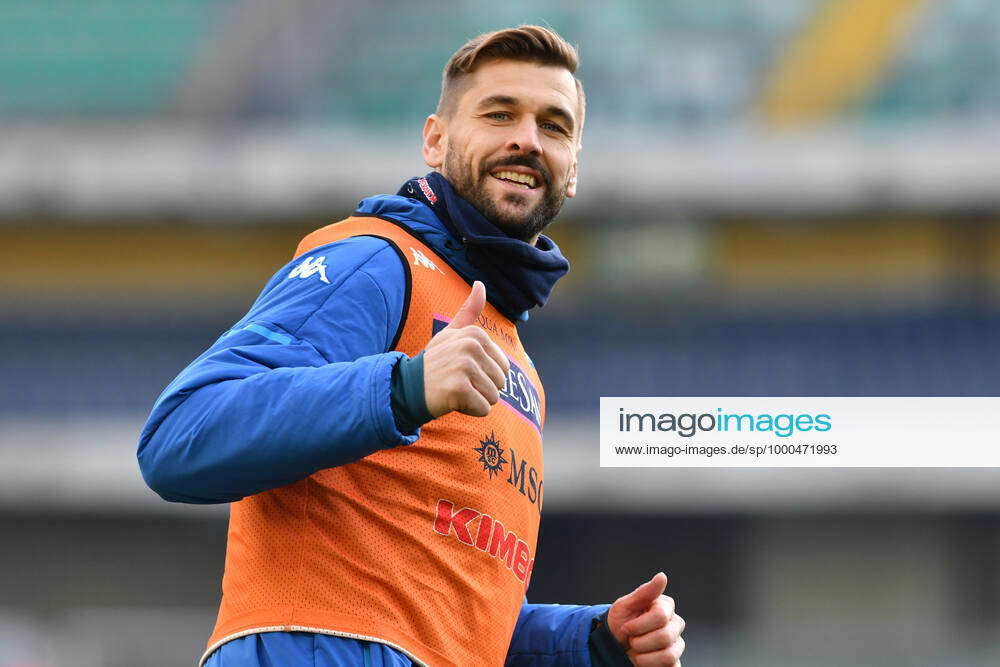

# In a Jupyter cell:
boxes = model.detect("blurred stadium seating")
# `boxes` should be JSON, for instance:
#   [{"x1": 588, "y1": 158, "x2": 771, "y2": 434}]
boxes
[
  {"x1": 2, "y1": 1, "x2": 1000, "y2": 665},
  {"x1": 0, "y1": 0, "x2": 234, "y2": 115}
]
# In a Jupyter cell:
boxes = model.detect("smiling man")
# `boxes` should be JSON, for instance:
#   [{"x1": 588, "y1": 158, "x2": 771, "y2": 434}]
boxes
[
  {"x1": 138, "y1": 26, "x2": 684, "y2": 667},
  {"x1": 428, "y1": 56, "x2": 581, "y2": 244}
]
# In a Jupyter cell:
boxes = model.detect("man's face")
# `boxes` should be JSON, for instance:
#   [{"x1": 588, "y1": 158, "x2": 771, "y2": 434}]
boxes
[{"x1": 423, "y1": 60, "x2": 582, "y2": 243}]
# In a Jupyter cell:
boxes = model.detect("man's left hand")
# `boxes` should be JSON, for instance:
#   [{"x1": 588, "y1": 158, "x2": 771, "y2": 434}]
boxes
[{"x1": 606, "y1": 572, "x2": 686, "y2": 666}]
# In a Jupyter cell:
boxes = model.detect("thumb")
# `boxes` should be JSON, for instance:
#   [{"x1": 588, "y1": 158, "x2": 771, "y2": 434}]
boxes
[
  {"x1": 449, "y1": 281, "x2": 485, "y2": 329},
  {"x1": 618, "y1": 572, "x2": 667, "y2": 613}
]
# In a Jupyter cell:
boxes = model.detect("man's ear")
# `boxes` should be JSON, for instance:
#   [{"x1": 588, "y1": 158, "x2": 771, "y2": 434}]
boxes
[
  {"x1": 422, "y1": 114, "x2": 446, "y2": 168},
  {"x1": 565, "y1": 158, "x2": 578, "y2": 198}
]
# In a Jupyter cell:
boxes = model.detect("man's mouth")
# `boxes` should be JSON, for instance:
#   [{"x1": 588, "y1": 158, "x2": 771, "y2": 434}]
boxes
[{"x1": 489, "y1": 169, "x2": 540, "y2": 190}]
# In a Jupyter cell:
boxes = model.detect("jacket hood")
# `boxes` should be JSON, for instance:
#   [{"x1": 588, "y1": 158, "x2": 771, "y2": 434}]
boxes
[{"x1": 355, "y1": 193, "x2": 536, "y2": 321}]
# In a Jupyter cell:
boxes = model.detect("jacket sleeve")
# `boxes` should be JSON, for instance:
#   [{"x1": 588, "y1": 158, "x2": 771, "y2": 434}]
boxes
[
  {"x1": 137, "y1": 237, "x2": 416, "y2": 504},
  {"x1": 505, "y1": 601, "x2": 613, "y2": 666}
]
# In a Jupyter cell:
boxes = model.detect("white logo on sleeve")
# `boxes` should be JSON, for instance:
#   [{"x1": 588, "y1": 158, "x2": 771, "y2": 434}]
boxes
[
  {"x1": 411, "y1": 247, "x2": 444, "y2": 273},
  {"x1": 289, "y1": 256, "x2": 330, "y2": 284}
]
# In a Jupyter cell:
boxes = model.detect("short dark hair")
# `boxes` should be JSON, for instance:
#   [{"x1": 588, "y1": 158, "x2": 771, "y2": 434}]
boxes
[{"x1": 436, "y1": 25, "x2": 585, "y2": 135}]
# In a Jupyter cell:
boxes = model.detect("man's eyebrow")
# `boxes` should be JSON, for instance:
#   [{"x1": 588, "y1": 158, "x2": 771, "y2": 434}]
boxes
[
  {"x1": 542, "y1": 104, "x2": 576, "y2": 133},
  {"x1": 475, "y1": 95, "x2": 576, "y2": 133},
  {"x1": 475, "y1": 94, "x2": 519, "y2": 110}
]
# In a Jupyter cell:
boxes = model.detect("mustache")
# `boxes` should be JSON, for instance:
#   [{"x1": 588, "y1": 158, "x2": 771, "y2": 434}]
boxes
[{"x1": 481, "y1": 156, "x2": 550, "y2": 187}]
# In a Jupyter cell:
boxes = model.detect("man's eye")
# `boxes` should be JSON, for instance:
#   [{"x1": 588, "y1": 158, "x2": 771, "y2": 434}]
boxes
[
  {"x1": 541, "y1": 122, "x2": 567, "y2": 134},
  {"x1": 487, "y1": 112, "x2": 510, "y2": 121}
]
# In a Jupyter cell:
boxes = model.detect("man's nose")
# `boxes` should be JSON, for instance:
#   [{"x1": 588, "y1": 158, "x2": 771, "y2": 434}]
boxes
[{"x1": 505, "y1": 116, "x2": 542, "y2": 155}]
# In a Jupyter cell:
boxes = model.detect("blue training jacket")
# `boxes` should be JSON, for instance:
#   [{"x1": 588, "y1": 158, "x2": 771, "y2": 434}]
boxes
[{"x1": 138, "y1": 193, "x2": 610, "y2": 666}]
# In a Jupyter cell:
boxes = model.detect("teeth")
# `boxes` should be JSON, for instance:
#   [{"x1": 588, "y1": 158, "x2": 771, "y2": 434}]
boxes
[{"x1": 492, "y1": 170, "x2": 536, "y2": 188}]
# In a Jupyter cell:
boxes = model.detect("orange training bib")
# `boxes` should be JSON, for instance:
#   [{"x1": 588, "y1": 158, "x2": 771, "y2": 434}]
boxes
[{"x1": 203, "y1": 216, "x2": 547, "y2": 667}]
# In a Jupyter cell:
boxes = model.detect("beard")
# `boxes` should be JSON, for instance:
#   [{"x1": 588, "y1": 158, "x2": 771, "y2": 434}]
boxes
[{"x1": 443, "y1": 145, "x2": 567, "y2": 242}]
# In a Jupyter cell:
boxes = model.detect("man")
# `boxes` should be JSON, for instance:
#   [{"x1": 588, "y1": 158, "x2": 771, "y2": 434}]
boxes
[{"x1": 138, "y1": 25, "x2": 685, "y2": 666}]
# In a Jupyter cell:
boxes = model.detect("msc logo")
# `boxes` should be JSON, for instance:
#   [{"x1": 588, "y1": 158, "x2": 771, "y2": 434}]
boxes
[
  {"x1": 410, "y1": 247, "x2": 444, "y2": 273},
  {"x1": 473, "y1": 432, "x2": 543, "y2": 513},
  {"x1": 289, "y1": 256, "x2": 330, "y2": 284},
  {"x1": 507, "y1": 447, "x2": 543, "y2": 513},
  {"x1": 474, "y1": 431, "x2": 507, "y2": 479}
]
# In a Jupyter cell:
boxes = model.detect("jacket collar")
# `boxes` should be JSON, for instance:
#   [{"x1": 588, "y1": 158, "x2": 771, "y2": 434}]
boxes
[{"x1": 356, "y1": 175, "x2": 570, "y2": 322}]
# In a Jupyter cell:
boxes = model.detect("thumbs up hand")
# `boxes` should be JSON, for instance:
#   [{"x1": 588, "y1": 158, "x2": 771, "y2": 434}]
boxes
[
  {"x1": 423, "y1": 281, "x2": 511, "y2": 418},
  {"x1": 607, "y1": 573, "x2": 686, "y2": 666}
]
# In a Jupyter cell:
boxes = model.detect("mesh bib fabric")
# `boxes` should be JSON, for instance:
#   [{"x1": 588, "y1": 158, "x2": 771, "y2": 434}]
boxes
[{"x1": 203, "y1": 217, "x2": 547, "y2": 667}]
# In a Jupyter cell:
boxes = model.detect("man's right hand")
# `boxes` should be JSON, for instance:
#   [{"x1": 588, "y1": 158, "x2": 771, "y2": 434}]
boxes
[{"x1": 423, "y1": 281, "x2": 510, "y2": 418}]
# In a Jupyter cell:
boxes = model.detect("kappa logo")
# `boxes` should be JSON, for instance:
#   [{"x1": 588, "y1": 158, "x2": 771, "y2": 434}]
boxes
[
  {"x1": 474, "y1": 431, "x2": 507, "y2": 479},
  {"x1": 410, "y1": 247, "x2": 444, "y2": 273},
  {"x1": 289, "y1": 256, "x2": 330, "y2": 284}
]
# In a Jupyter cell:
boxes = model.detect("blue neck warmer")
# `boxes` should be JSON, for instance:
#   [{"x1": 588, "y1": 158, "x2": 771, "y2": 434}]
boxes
[{"x1": 397, "y1": 172, "x2": 570, "y2": 321}]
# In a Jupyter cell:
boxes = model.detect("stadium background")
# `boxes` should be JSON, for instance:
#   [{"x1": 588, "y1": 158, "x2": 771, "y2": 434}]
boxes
[{"x1": 2, "y1": 0, "x2": 1000, "y2": 665}]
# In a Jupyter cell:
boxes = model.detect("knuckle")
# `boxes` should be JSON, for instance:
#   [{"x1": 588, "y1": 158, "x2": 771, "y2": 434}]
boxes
[
  {"x1": 463, "y1": 325, "x2": 485, "y2": 340},
  {"x1": 449, "y1": 389, "x2": 463, "y2": 405},
  {"x1": 652, "y1": 606, "x2": 669, "y2": 624},
  {"x1": 638, "y1": 652, "x2": 661, "y2": 667},
  {"x1": 460, "y1": 395, "x2": 483, "y2": 416}
]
